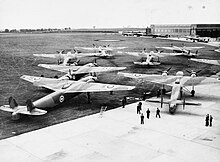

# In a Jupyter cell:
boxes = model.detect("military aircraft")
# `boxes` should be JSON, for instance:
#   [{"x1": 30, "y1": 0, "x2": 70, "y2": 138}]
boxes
[
  {"x1": 0, "y1": 74, "x2": 134, "y2": 120},
  {"x1": 84, "y1": 50, "x2": 114, "y2": 58},
  {"x1": 184, "y1": 36, "x2": 209, "y2": 43},
  {"x1": 190, "y1": 58, "x2": 220, "y2": 66},
  {"x1": 156, "y1": 44, "x2": 204, "y2": 57},
  {"x1": 37, "y1": 59, "x2": 126, "y2": 80},
  {"x1": 33, "y1": 49, "x2": 84, "y2": 65},
  {"x1": 124, "y1": 49, "x2": 164, "y2": 66},
  {"x1": 118, "y1": 70, "x2": 220, "y2": 114},
  {"x1": 75, "y1": 44, "x2": 127, "y2": 52}
]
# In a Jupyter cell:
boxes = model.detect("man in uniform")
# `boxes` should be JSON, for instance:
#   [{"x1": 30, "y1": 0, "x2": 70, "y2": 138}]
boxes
[
  {"x1": 156, "y1": 108, "x2": 161, "y2": 118},
  {"x1": 140, "y1": 113, "x2": 144, "y2": 124},
  {"x1": 146, "y1": 108, "x2": 150, "y2": 119}
]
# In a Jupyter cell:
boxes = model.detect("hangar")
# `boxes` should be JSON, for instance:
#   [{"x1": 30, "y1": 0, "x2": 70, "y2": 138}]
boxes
[{"x1": 150, "y1": 24, "x2": 220, "y2": 38}]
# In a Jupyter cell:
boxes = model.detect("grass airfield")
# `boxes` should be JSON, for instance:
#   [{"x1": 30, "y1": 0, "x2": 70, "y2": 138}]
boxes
[{"x1": 0, "y1": 33, "x2": 220, "y2": 140}]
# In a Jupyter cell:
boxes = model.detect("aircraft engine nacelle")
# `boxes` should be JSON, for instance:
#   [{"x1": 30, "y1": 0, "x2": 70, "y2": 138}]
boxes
[
  {"x1": 162, "y1": 72, "x2": 168, "y2": 77},
  {"x1": 80, "y1": 76, "x2": 98, "y2": 83},
  {"x1": 169, "y1": 104, "x2": 177, "y2": 114},
  {"x1": 176, "y1": 71, "x2": 184, "y2": 77}
]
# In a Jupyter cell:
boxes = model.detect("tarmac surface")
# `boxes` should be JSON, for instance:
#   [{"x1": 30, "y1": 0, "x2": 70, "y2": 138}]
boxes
[{"x1": 0, "y1": 84, "x2": 220, "y2": 162}]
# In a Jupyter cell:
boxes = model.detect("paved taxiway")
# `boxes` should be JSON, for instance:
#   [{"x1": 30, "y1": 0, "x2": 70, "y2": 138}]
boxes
[{"x1": 0, "y1": 83, "x2": 220, "y2": 162}]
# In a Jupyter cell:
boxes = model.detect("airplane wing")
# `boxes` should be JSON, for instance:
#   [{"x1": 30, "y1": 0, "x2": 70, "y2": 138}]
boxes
[
  {"x1": 21, "y1": 75, "x2": 134, "y2": 93},
  {"x1": 75, "y1": 52, "x2": 103, "y2": 57},
  {"x1": 114, "y1": 47, "x2": 127, "y2": 50},
  {"x1": 156, "y1": 46, "x2": 176, "y2": 50},
  {"x1": 71, "y1": 67, "x2": 126, "y2": 75},
  {"x1": 20, "y1": 75, "x2": 73, "y2": 91},
  {"x1": 180, "y1": 76, "x2": 220, "y2": 87},
  {"x1": 190, "y1": 58, "x2": 220, "y2": 66},
  {"x1": 146, "y1": 98, "x2": 201, "y2": 106},
  {"x1": 38, "y1": 64, "x2": 126, "y2": 74},
  {"x1": 33, "y1": 53, "x2": 59, "y2": 58},
  {"x1": 118, "y1": 72, "x2": 177, "y2": 86},
  {"x1": 146, "y1": 98, "x2": 170, "y2": 104},
  {"x1": 183, "y1": 46, "x2": 204, "y2": 50},
  {"x1": 0, "y1": 105, "x2": 47, "y2": 115},
  {"x1": 38, "y1": 64, "x2": 79, "y2": 72},
  {"x1": 75, "y1": 47, "x2": 97, "y2": 50},
  {"x1": 64, "y1": 81, "x2": 135, "y2": 93},
  {"x1": 124, "y1": 52, "x2": 140, "y2": 57}
]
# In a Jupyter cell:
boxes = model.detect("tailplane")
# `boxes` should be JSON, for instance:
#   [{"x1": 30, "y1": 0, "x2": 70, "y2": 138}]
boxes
[
  {"x1": 9, "y1": 96, "x2": 18, "y2": 109},
  {"x1": 26, "y1": 99, "x2": 34, "y2": 112}
]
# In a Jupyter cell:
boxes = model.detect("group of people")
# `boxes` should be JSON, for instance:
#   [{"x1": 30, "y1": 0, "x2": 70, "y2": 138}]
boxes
[
  {"x1": 122, "y1": 98, "x2": 215, "y2": 127},
  {"x1": 205, "y1": 114, "x2": 213, "y2": 127},
  {"x1": 137, "y1": 102, "x2": 161, "y2": 124}
]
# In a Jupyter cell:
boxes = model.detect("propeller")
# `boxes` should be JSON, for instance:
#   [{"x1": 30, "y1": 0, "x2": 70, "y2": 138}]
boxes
[
  {"x1": 158, "y1": 67, "x2": 172, "y2": 76},
  {"x1": 66, "y1": 69, "x2": 74, "y2": 80},
  {"x1": 186, "y1": 69, "x2": 202, "y2": 77},
  {"x1": 93, "y1": 59, "x2": 98, "y2": 66},
  {"x1": 74, "y1": 60, "x2": 80, "y2": 66},
  {"x1": 155, "y1": 49, "x2": 164, "y2": 53}
]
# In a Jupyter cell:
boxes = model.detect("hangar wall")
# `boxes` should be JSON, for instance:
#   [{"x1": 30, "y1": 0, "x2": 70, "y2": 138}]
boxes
[{"x1": 150, "y1": 24, "x2": 220, "y2": 38}]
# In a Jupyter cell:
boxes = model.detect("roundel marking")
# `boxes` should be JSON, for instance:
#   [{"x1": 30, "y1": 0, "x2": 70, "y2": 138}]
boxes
[{"x1": 59, "y1": 95, "x2": 65, "y2": 103}]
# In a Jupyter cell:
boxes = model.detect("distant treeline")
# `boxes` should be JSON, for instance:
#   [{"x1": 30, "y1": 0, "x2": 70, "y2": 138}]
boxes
[
  {"x1": 2, "y1": 29, "x2": 117, "y2": 34},
  {"x1": 1, "y1": 28, "x2": 146, "y2": 34}
]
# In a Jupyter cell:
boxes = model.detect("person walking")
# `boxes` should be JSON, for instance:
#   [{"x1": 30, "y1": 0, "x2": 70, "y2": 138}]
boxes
[
  {"x1": 122, "y1": 98, "x2": 126, "y2": 108},
  {"x1": 137, "y1": 102, "x2": 142, "y2": 114},
  {"x1": 209, "y1": 115, "x2": 213, "y2": 127},
  {"x1": 205, "y1": 114, "x2": 209, "y2": 127},
  {"x1": 141, "y1": 113, "x2": 144, "y2": 124},
  {"x1": 146, "y1": 108, "x2": 150, "y2": 119},
  {"x1": 156, "y1": 108, "x2": 161, "y2": 118}
]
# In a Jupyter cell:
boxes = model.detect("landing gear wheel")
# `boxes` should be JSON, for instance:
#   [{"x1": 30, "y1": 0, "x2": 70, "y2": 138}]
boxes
[
  {"x1": 191, "y1": 90, "x2": 195, "y2": 97},
  {"x1": 54, "y1": 75, "x2": 58, "y2": 79}
]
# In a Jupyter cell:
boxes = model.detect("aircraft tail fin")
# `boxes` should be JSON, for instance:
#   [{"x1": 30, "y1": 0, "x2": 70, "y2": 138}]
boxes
[
  {"x1": 9, "y1": 96, "x2": 18, "y2": 109},
  {"x1": 26, "y1": 99, "x2": 34, "y2": 112}
]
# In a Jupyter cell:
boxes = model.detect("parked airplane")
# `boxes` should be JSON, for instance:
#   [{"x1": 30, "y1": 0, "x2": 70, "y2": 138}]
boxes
[
  {"x1": 85, "y1": 50, "x2": 114, "y2": 58},
  {"x1": 76, "y1": 44, "x2": 127, "y2": 52},
  {"x1": 184, "y1": 36, "x2": 209, "y2": 43},
  {"x1": 156, "y1": 44, "x2": 204, "y2": 57},
  {"x1": 190, "y1": 58, "x2": 220, "y2": 66},
  {"x1": 33, "y1": 49, "x2": 84, "y2": 65},
  {"x1": 0, "y1": 75, "x2": 134, "y2": 120},
  {"x1": 118, "y1": 70, "x2": 220, "y2": 114},
  {"x1": 34, "y1": 49, "x2": 113, "y2": 65},
  {"x1": 37, "y1": 60, "x2": 126, "y2": 80},
  {"x1": 125, "y1": 49, "x2": 164, "y2": 66}
]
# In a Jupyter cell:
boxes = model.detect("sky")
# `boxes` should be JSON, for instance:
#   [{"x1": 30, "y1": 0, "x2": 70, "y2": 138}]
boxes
[{"x1": 0, "y1": 0, "x2": 220, "y2": 29}]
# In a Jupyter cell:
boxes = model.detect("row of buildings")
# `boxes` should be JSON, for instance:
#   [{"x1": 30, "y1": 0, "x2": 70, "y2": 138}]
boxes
[{"x1": 122, "y1": 24, "x2": 220, "y2": 38}]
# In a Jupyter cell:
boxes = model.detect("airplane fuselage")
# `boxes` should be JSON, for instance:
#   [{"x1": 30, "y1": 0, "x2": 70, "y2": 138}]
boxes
[
  {"x1": 33, "y1": 88, "x2": 81, "y2": 109},
  {"x1": 169, "y1": 82, "x2": 182, "y2": 114}
]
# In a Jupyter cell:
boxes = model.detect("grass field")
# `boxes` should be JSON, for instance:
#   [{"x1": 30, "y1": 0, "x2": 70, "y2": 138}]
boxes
[{"x1": 0, "y1": 33, "x2": 219, "y2": 139}]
